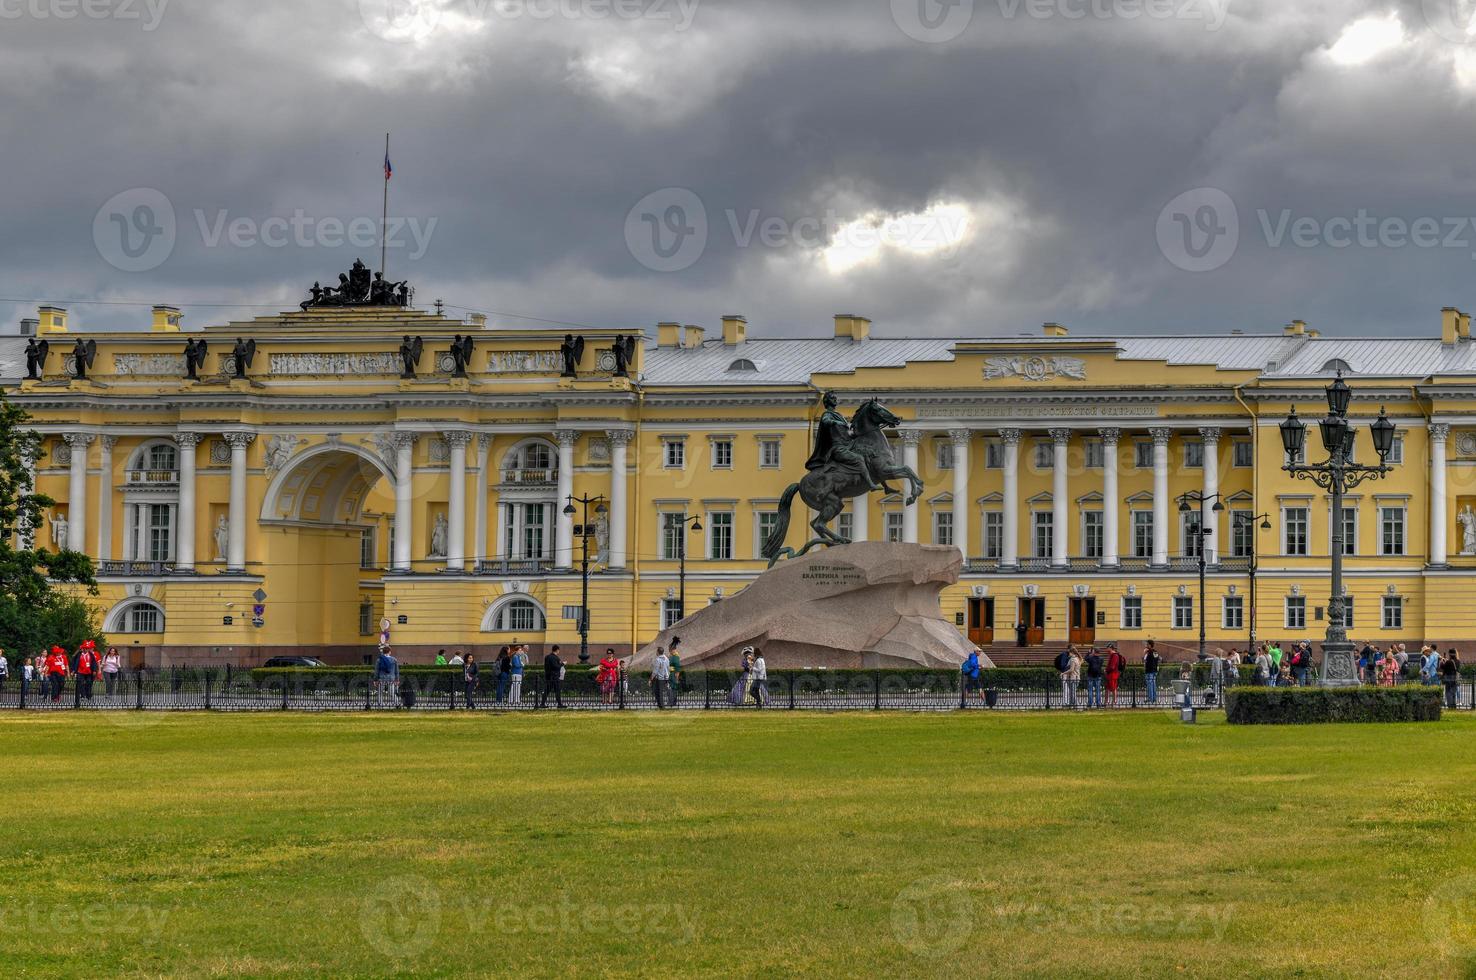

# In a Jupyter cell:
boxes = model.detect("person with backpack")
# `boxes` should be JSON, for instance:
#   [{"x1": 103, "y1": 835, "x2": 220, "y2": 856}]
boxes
[
  {"x1": 1441, "y1": 649, "x2": 1462, "y2": 708},
  {"x1": 1084, "y1": 648, "x2": 1105, "y2": 709},
  {"x1": 1142, "y1": 642, "x2": 1160, "y2": 705},
  {"x1": 962, "y1": 649, "x2": 984, "y2": 704},
  {"x1": 1253, "y1": 647, "x2": 1272, "y2": 687},
  {"x1": 1288, "y1": 643, "x2": 1308, "y2": 687}
]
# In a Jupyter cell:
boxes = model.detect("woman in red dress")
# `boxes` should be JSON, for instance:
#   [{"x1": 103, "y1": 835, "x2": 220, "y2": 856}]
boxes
[
  {"x1": 597, "y1": 652, "x2": 620, "y2": 705},
  {"x1": 1104, "y1": 645, "x2": 1125, "y2": 708}
]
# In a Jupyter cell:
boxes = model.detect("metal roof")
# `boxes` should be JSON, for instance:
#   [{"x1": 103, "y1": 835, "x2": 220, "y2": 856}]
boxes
[
  {"x1": 0, "y1": 336, "x2": 24, "y2": 384},
  {"x1": 642, "y1": 337, "x2": 960, "y2": 385}
]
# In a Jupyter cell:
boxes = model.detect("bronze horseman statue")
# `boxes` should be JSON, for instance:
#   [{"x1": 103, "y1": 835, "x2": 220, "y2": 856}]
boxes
[{"x1": 761, "y1": 392, "x2": 923, "y2": 565}]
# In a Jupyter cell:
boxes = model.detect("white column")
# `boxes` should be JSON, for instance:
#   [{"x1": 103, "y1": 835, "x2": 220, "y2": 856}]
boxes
[
  {"x1": 554, "y1": 429, "x2": 578, "y2": 569},
  {"x1": 901, "y1": 430, "x2": 922, "y2": 544},
  {"x1": 495, "y1": 502, "x2": 509, "y2": 559},
  {"x1": 1431, "y1": 422, "x2": 1451, "y2": 566},
  {"x1": 175, "y1": 433, "x2": 201, "y2": 572},
  {"x1": 1099, "y1": 428, "x2": 1121, "y2": 567},
  {"x1": 224, "y1": 431, "x2": 254, "y2": 572},
  {"x1": 473, "y1": 434, "x2": 491, "y2": 572},
  {"x1": 1001, "y1": 429, "x2": 1021, "y2": 568},
  {"x1": 445, "y1": 431, "x2": 471, "y2": 572},
  {"x1": 393, "y1": 433, "x2": 415, "y2": 571},
  {"x1": 65, "y1": 432, "x2": 93, "y2": 553},
  {"x1": 1050, "y1": 428, "x2": 1070, "y2": 568},
  {"x1": 1200, "y1": 426, "x2": 1222, "y2": 564},
  {"x1": 852, "y1": 494, "x2": 869, "y2": 542},
  {"x1": 96, "y1": 435, "x2": 116, "y2": 561},
  {"x1": 1150, "y1": 427, "x2": 1172, "y2": 567},
  {"x1": 949, "y1": 429, "x2": 971, "y2": 556},
  {"x1": 122, "y1": 503, "x2": 136, "y2": 561},
  {"x1": 607, "y1": 429, "x2": 633, "y2": 568}
]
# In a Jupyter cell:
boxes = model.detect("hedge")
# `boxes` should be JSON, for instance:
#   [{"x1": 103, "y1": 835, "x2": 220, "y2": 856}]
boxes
[{"x1": 1225, "y1": 686, "x2": 1444, "y2": 725}]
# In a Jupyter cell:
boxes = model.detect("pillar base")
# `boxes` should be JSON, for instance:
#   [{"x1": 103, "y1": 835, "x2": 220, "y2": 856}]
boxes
[{"x1": 1318, "y1": 641, "x2": 1360, "y2": 687}]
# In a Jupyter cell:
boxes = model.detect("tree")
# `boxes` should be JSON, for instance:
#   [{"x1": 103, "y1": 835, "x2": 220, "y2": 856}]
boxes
[{"x1": 0, "y1": 392, "x2": 102, "y2": 662}]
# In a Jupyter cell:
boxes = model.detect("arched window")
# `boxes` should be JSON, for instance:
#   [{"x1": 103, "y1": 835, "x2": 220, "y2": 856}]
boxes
[
  {"x1": 109, "y1": 600, "x2": 164, "y2": 634},
  {"x1": 1321, "y1": 359, "x2": 1353, "y2": 375},
  {"x1": 727, "y1": 358, "x2": 758, "y2": 372},
  {"x1": 485, "y1": 598, "x2": 546, "y2": 632},
  {"x1": 146, "y1": 444, "x2": 178, "y2": 471}
]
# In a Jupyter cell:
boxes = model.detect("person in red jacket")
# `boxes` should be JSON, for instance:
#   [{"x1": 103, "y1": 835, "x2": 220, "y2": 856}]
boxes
[
  {"x1": 1104, "y1": 644, "x2": 1125, "y2": 708},
  {"x1": 45, "y1": 645, "x2": 69, "y2": 703},
  {"x1": 74, "y1": 640, "x2": 99, "y2": 701}
]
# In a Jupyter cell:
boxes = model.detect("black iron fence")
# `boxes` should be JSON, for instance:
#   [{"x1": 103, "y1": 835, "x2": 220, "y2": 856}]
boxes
[{"x1": 2, "y1": 667, "x2": 1473, "y2": 714}]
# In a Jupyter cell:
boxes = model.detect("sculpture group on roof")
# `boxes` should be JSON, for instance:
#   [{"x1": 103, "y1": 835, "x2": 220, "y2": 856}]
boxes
[{"x1": 301, "y1": 259, "x2": 411, "y2": 310}]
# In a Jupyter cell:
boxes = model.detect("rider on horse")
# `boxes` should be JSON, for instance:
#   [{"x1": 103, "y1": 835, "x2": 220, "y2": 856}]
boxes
[{"x1": 806, "y1": 392, "x2": 885, "y2": 492}]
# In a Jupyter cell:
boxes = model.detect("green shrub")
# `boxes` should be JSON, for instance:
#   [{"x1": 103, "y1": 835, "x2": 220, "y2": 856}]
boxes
[{"x1": 1225, "y1": 686, "x2": 1443, "y2": 725}]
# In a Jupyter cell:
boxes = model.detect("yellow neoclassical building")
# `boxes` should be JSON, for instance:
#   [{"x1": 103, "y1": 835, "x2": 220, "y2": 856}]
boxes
[{"x1": 5, "y1": 295, "x2": 1476, "y2": 666}]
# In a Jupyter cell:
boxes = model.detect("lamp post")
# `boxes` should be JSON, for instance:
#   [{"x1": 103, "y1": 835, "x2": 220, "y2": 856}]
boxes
[
  {"x1": 562, "y1": 494, "x2": 607, "y2": 665},
  {"x1": 1278, "y1": 373, "x2": 1398, "y2": 686},
  {"x1": 1232, "y1": 511, "x2": 1272, "y2": 648},
  {"x1": 676, "y1": 514, "x2": 702, "y2": 623},
  {"x1": 1177, "y1": 490, "x2": 1226, "y2": 662}
]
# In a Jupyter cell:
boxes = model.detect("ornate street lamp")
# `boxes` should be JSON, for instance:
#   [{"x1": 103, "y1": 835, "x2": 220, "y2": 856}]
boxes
[
  {"x1": 1232, "y1": 511, "x2": 1272, "y2": 648},
  {"x1": 563, "y1": 494, "x2": 607, "y2": 664},
  {"x1": 1280, "y1": 373, "x2": 1398, "y2": 686},
  {"x1": 1177, "y1": 491, "x2": 1225, "y2": 661},
  {"x1": 677, "y1": 514, "x2": 703, "y2": 624}
]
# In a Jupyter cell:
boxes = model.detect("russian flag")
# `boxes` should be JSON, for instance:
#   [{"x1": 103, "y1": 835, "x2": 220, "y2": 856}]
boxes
[{"x1": 384, "y1": 152, "x2": 393, "y2": 181}]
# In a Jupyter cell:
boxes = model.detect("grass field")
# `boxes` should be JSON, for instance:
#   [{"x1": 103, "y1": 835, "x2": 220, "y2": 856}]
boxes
[{"x1": 3, "y1": 711, "x2": 1476, "y2": 978}]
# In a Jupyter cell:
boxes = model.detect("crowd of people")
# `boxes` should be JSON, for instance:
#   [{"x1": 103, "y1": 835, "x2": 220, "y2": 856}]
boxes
[{"x1": 0, "y1": 641, "x2": 124, "y2": 703}]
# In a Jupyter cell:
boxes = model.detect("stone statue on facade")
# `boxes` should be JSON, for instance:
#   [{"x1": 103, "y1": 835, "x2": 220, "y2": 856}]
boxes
[
  {"x1": 1460, "y1": 505, "x2": 1476, "y2": 555},
  {"x1": 183, "y1": 337, "x2": 208, "y2": 381},
  {"x1": 300, "y1": 260, "x2": 411, "y2": 309},
  {"x1": 448, "y1": 335, "x2": 474, "y2": 377},
  {"x1": 214, "y1": 515, "x2": 230, "y2": 562},
  {"x1": 24, "y1": 337, "x2": 48, "y2": 380},
  {"x1": 399, "y1": 335, "x2": 424, "y2": 378},
  {"x1": 50, "y1": 511, "x2": 68, "y2": 548},
  {"x1": 762, "y1": 393, "x2": 924, "y2": 565},
  {"x1": 429, "y1": 513, "x2": 449, "y2": 558},
  {"x1": 611, "y1": 334, "x2": 636, "y2": 378},
  {"x1": 560, "y1": 334, "x2": 585, "y2": 378},
  {"x1": 231, "y1": 338, "x2": 256, "y2": 379},
  {"x1": 70, "y1": 339, "x2": 97, "y2": 380}
]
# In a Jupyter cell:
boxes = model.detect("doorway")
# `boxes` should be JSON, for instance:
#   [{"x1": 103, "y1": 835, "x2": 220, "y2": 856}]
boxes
[
  {"x1": 1016, "y1": 597, "x2": 1046, "y2": 646},
  {"x1": 967, "y1": 597, "x2": 994, "y2": 646},
  {"x1": 1069, "y1": 597, "x2": 1097, "y2": 646}
]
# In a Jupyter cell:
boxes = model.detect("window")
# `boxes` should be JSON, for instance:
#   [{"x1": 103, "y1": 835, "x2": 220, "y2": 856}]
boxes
[
  {"x1": 664, "y1": 439, "x2": 685, "y2": 469},
  {"x1": 1231, "y1": 511, "x2": 1253, "y2": 557},
  {"x1": 1172, "y1": 597, "x2": 1193, "y2": 630},
  {"x1": 129, "y1": 604, "x2": 161, "y2": 633},
  {"x1": 1334, "y1": 506, "x2": 1357, "y2": 556},
  {"x1": 707, "y1": 512, "x2": 733, "y2": 561},
  {"x1": 1083, "y1": 439, "x2": 1104, "y2": 469},
  {"x1": 662, "y1": 599, "x2": 683, "y2": 629},
  {"x1": 756, "y1": 511, "x2": 779, "y2": 555},
  {"x1": 1387, "y1": 435, "x2": 1404, "y2": 465},
  {"x1": 836, "y1": 512, "x2": 853, "y2": 542},
  {"x1": 1285, "y1": 596, "x2": 1306, "y2": 630},
  {"x1": 1342, "y1": 596, "x2": 1355, "y2": 630},
  {"x1": 1233, "y1": 441, "x2": 1254, "y2": 468},
  {"x1": 1121, "y1": 596, "x2": 1143, "y2": 630},
  {"x1": 711, "y1": 439, "x2": 733, "y2": 469},
  {"x1": 522, "y1": 504, "x2": 547, "y2": 559},
  {"x1": 1082, "y1": 511, "x2": 1103, "y2": 559},
  {"x1": 759, "y1": 439, "x2": 781, "y2": 469},
  {"x1": 1184, "y1": 440, "x2": 1204, "y2": 468},
  {"x1": 983, "y1": 512, "x2": 1004, "y2": 559},
  {"x1": 727, "y1": 358, "x2": 758, "y2": 372},
  {"x1": 146, "y1": 503, "x2": 172, "y2": 562},
  {"x1": 1033, "y1": 512, "x2": 1053, "y2": 558},
  {"x1": 935, "y1": 440, "x2": 954, "y2": 471},
  {"x1": 359, "y1": 602, "x2": 374, "y2": 635},
  {"x1": 360, "y1": 527, "x2": 377, "y2": 569},
  {"x1": 1283, "y1": 507, "x2": 1309, "y2": 556},
  {"x1": 933, "y1": 511, "x2": 954, "y2": 547},
  {"x1": 661, "y1": 512, "x2": 687, "y2": 560},
  {"x1": 1132, "y1": 512, "x2": 1154, "y2": 558},
  {"x1": 495, "y1": 599, "x2": 545, "y2": 632},
  {"x1": 984, "y1": 441, "x2": 1004, "y2": 469},
  {"x1": 1223, "y1": 595, "x2": 1244, "y2": 630},
  {"x1": 1382, "y1": 595, "x2": 1403, "y2": 630},
  {"x1": 884, "y1": 511, "x2": 904, "y2": 544},
  {"x1": 1379, "y1": 506, "x2": 1406, "y2": 556},
  {"x1": 146, "y1": 443, "x2": 177, "y2": 471},
  {"x1": 1182, "y1": 511, "x2": 1203, "y2": 559},
  {"x1": 1134, "y1": 441, "x2": 1154, "y2": 469},
  {"x1": 1034, "y1": 441, "x2": 1053, "y2": 469}
]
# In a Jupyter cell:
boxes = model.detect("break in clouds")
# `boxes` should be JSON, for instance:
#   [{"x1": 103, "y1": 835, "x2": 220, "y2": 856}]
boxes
[{"x1": 4, "y1": 0, "x2": 1476, "y2": 337}]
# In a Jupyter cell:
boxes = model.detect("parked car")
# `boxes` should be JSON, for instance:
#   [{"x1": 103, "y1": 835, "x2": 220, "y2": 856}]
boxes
[{"x1": 261, "y1": 656, "x2": 329, "y2": 668}]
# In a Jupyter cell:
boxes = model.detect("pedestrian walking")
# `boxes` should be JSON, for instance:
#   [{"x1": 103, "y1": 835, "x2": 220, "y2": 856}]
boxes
[
  {"x1": 102, "y1": 647, "x2": 121, "y2": 697},
  {"x1": 495, "y1": 647, "x2": 512, "y2": 703},
  {"x1": 1254, "y1": 647, "x2": 1272, "y2": 687},
  {"x1": 1084, "y1": 648, "x2": 1104, "y2": 709},
  {"x1": 597, "y1": 650, "x2": 620, "y2": 705},
  {"x1": 669, "y1": 636, "x2": 684, "y2": 700},
  {"x1": 1288, "y1": 643, "x2": 1309, "y2": 687},
  {"x1": 962, "y1": 648, "x2": 984, "y2": 704},
  {"x1": 0, "y1": 651, "x2": 8, "y2": 696},
  {"x1": 1441, "y1": 648, "x2": 1462, "y2": 709},
  {"x1": 729, "y1": 650, "x2": 753, "y2": 706},
  {"x1": 1379, "y1": 649, "x2": 1399, "y2": 687},
  {"x1": 45, "y1": 645, "x2": 68, "y2": 702},
  {"x1": 463, "y1": 653, "x2": 479, "y2": 709},
  {"x1": 651, "y1": 646, "x2": 671, "y2": 709},
  {"x1": 21, "y1": 658, "x2": 34, "y2": 700},
  {"x1": 541, "y1": 646, "x2": 564, "y2": 709},
  {"x1": 749, "y1": 648, "x2": 768, "y2": 707},
  {"x1": 1103, "y1": 645, "x2": 1124, "y2": 708},
  {"x1": 1267, "y1": 641, "x2": 1283, "y2": 687},
  {"x1": 74, "y1": 641, "x2": 99, "y2": 701},
  {"x1": 1063, "y1": 647, "x2": 1082, "y2": 709},
  {"x1": 1395, "y1": 644, "x2": 1409, "y2": 684},
  {"x1": 1224, "y1": 648, "x2": 1242, "y2": 689},
  {"x1": 1143, "y1": 641, "x2": 1160, "y2": 705},
  {"x1": 508, "y1": 646, "x2": 526, "y2": 704},
  {"x1": 1422, "y1": 645, "x2": 1440, "y2": 686},
  {"x1": 374, "y1": 647, "x2": 396, "y2": 707}
]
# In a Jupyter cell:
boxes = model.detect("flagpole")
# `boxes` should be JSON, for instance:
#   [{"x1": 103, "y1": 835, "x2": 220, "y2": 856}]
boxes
[{"x1": 380, "y1": 132, "x2": 390, "y2": 283}]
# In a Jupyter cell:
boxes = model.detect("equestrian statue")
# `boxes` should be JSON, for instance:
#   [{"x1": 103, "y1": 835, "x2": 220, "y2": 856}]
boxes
[{"x1": 761, "y1": 393, "x2": 923, "y2": 566}]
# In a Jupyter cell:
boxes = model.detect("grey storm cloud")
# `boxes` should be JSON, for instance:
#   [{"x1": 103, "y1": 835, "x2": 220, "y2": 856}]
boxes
[{"x1": 1, "y1": 0, "x2": 1474, "y2": 339}]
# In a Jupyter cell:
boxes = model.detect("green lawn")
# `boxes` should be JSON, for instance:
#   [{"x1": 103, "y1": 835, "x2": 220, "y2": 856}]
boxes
[{"x1": 3, "y1": 711, "x2": 1476, "y2": 978}]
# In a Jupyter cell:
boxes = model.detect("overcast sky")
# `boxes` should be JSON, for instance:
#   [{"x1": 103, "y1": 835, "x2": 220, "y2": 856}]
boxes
[{"x1": 3, "y1": 0, "x2": 1476, "y2": 340}]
